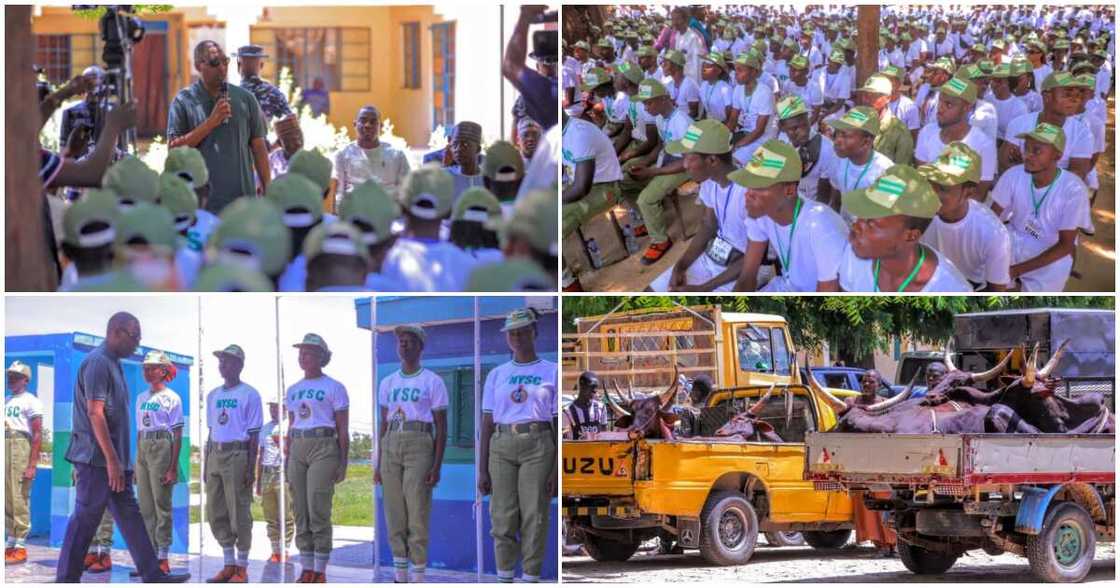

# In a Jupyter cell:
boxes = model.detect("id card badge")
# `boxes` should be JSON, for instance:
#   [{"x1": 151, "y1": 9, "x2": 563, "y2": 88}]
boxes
[
  {"x1": 1023, "y1": 215, "x2": 1045, "y2": 241},
  {"x1": 705, "y1": 235, "x2": 735, "y2": 266}
]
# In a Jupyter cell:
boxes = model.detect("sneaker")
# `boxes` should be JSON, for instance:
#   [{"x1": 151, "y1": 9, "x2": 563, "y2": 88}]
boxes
[
  {"x1": 5, "y1": 547, "x2": 27, "y2": 564},
  {"x1": 295, "y1": 570, "x2": 318, "y2": 583},
  {"x1": 314, "y1": 572, "x2": 326, "y2": 583},
  {"x1": 632, "y1": 224, "x2": 648, "y2": 237},
  {"x1": 227, "y1": 566, "x2": 248, "y2": 583},
  {"x1": 206, "y1": 565, "x2": 237, "y2": 583},
  {"x1": 269, "y1": 553, "x2": 283, "y2": 563},
  {"x1": 160, "y1": 559, "x2": 171, "y2": 575},
  {"x1": 88, "y1": 553, "x2": 112, "y2": 573},
  {"x1": 640, "y1": 239, "x2": 673, "y2": 265},
  {"x1": 83, "y1": 553, "x2": 99, "y2": 570}
]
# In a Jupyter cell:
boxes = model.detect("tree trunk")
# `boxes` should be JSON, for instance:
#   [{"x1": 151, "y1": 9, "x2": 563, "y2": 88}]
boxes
[
  {"x1": 856, "y1": 5, "x2": 881, "y2": 88},
  {"x1": 5, "y1": 5, "x2": 58, "y2": 291}
]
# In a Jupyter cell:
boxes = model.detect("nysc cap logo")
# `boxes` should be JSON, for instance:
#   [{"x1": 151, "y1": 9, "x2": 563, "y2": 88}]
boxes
[
  {"x1": 747, "y1": 146, "x2": 788, "y2": 179},
  {"x1": 865, "y1": 174, "x2": 908, "y2": 208},
  {"x1": 680, "y1": 125, "x2": 704, "y2": 150},
  {"x1": 935, "y1": 154, "x2": 974, "y2": 177}
]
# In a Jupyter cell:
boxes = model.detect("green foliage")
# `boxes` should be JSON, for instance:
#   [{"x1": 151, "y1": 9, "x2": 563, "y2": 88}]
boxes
[
  {"x1": 73, "y1": 5, "x2": 173, "y2": 20},
  {"x1": 562, "y1": 296, "x2": 1113, "y2": 362},
  {"x1": 349, "y1": 432, "x2": 373, "y2": 462}
]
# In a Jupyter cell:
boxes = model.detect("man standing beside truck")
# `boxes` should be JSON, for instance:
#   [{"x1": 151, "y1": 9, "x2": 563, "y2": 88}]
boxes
[{"x1": 565, "y1": 371, "x2": 608, "y2": 440}]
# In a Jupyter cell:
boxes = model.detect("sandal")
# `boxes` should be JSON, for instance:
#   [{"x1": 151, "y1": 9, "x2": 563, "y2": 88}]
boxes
[{"x1": 640, "y1": 240, "x2": 673, "y2": 265}]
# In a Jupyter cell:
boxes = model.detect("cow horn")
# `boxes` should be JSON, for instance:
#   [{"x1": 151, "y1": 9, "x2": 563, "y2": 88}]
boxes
[
  {"x1": 972, "y1": 351, "x2": 1013, "y2": 383},
  {"x1": 1024, "y1": 342, "x2": 1040, "y2": 387},
  {"x1": 605, "y1": 381, "x2": 631, "y2": 418},
  {"x1": 1039, "y1": 339, "x2": 1070, "y2": 379},
  {"x1": 658, "y1": 365, "x2": 680, "y2": 408},
  {"x1": 867, "y1": 373, "x2": 918, "y2": 413},
  {"x1": 807, "y1": 367, "x2": 847, "y2": 413},
  {"x1": 748, "y1": 383, "x2": 776, "y2": 416},
  {"x1": 944, "y1": 340, "x2": 958, "y2": 372}
]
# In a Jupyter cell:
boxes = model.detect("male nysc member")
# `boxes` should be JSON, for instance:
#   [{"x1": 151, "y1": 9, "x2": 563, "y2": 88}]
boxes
[
  {"x1": 375, "y1": 325, "x2": 448, "y2": 583},
  {"x1": 205, "y1": 344, "x2": 263, "y2": 584},
  {"x1": 5, "y1": 361, "x2": 43, "y2": 565},
  {"x1": 286, "y1": 334, "x2": 350, "y2": 583},
  {"x1": 131, "y1": 352, "x2": 184, "y2": 576},
  {"x1": 257, "y1": 401, "x2": 294, "y2": 563},
  {"x1": 479, "y1": 309, "x2": 558, "y2": 583}
]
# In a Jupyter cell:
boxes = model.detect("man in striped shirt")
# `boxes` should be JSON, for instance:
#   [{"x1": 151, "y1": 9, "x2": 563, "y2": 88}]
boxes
[{"x1": 565, "y1": 372, "x2": 608, "y2": 440}]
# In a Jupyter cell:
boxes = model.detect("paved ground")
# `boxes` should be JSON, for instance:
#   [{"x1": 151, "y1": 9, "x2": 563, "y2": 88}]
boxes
[
  {"x1": 578, "y1": 99, "x2": 1116, "y2": 292},
  {"x1": 562, "y1": 541, "x2": 1116, "y2": 583}
]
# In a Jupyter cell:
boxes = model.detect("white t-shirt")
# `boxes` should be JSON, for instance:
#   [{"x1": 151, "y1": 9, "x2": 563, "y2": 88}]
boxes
[
  {"x1": 286, "y1": 375, "x2": 350, "y2": 430},
  {"x1": 1017, "y1": 90, "x2": 1043, "y2": 113},
  {"x1": 1005, "y1": 113, "x2": 1094, "y2": 172},
  {"x1": 779, "y1": 133, "x2": 839, "y2": 202},
  {"x1": 603, "y1": 92, "x2": 630, "y2": 125},
  {"x1": 482, "y1": 359, "x2": 558, "y2": 425},
  {"x1": 626, "y1": 97, "x2": 658, "y2": 142},
  {"x1": 699, "y1": 79, "x2": 733, "y2": 122},
  {"x1": 4, "y1": 392, "x2": 44, "y2": 434},
  {"x1": 889, "y1": 95, "x2": 921, "y2": 131},
  {"x1": 206, "y1": 382, "x2": 263, "y2": 443},
  {"x1": 665, "y1": 76, "x2": 701, "y2": 112},
  {"x1": 186, "y1": 209, "x2": 219, "y2": 254},
  {"x1": 991, "y1": 166, "x2": 1091, "y2": 291},
  {"x1": 838, "y1": 244, "x2": 972, "y2": 292},
  {"x1": 818, "y1": 68, "x2": 852, "y2": 102},
  {"x1": 828, "y1": 151, "x2": 894, "y2": 223},
  {"x1": 258, "y1": 420, "x2": 283, "y2": 467},
  {"x1": 381, "y1": 238, "x2": 476, "y2": 292},
  {"x1": 655, "y1": 109, "x2": 694, "y2": 167},
  {"x1": 914, "y1": 124, "x2": 997, "y2": 182},
  {"x1": 332, "y1": 142, "x2": 412, "y2": 199},
  {"x1": 920, "y1": 200, "x2": 1012, "y2": 288},
  {"x1": 781, "y1": 79, "x2": 820, "y2": 110},
  {"x1": 136, "y1": 388, "x2": 184, "y2": 433},
  {"x1": 990, "y1": 94, "x2": 1029, "y2": 140},
  {"x1": 747, "y1": 199, "x2": 848, "y2": 291},
  {"x1": 378, "y1": 368, "x2": 449, "y2": 424},
  {"x1": 732, "y1": 80, "x2": 776, "y2": 136},
  {"x1": 562, "y1": 116, "x2": 623, "y2": 187},
  {"x1": 970, "y1": 99, "x2": 999, "y2": 141}
]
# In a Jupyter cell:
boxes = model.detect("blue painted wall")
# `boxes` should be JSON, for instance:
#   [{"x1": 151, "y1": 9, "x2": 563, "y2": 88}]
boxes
[
  {"x1": 356, "y1": 296, "x2": 559, "y2": 579},
  {"x1": 5, "y1": 333, "x2": 193, "y2": 553}
]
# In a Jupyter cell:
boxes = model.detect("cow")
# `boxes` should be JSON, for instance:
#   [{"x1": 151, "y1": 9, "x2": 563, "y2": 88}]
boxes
[
  {"x1": 603, "y1": 367, "x2": 681, "y2": 440},
  {"x1": 712, "y1": 384, "x2": 785, "y2": 442}
]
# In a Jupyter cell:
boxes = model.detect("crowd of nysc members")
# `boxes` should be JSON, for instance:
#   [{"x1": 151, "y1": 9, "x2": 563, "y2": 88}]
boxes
[
  {"x1": 34, "y1": 7, "x2": 559, "y2": 293},
  {"x1": 561, "y1": 4, "x2": 1113, "y2": 293}
]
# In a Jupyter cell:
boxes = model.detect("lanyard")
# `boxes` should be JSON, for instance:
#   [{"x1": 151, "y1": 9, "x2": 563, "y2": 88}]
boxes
[
  {"x1": 714, "y1": 183, "x2": 734, "y2": 229},
  {"x1": 874, "y1": 246, "x2": 927, "y2": 292},
  {"x1": 1030, "y1": 169, "x2": 1061, "y2": 218},
  {"x1": 844, "y1": 157, "x2": 874, "y2": 191},
  {"x1": 659, "y1": 109, "x2": 680, "y2": 143},
  {"x1": 775, "y1": 198, "x2": 803, "y2": 271}
]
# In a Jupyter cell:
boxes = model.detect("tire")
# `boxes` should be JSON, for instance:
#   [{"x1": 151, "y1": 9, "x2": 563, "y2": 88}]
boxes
[
  {"x1": 1025, "y1": 501, "x2": 1097, "y2": 583},
  {"x1": 802, "y1": 529, "x2": 852, "y2": 550},
  {"x1": 582, "y1": 534, "x2": 641, "y2": 562},
  {"x1": 897, "y1": 540, "x2": 959, "y2": 575},
  {"x1": 764, "y1": 531, "x2": 805, "y2": 547},
  {"x1": 698, "y1": 491, "x2": 759, "y2": 566}
]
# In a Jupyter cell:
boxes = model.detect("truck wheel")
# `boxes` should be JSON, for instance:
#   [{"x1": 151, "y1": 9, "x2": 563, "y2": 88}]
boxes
[
  {"x1": 802, "y1": 530, "x2": 852, "y2": 550},
  {"x1": 764, "y1": 532, "x2": 805, "y2": 547},
  {"x1": 897, "y1": 540, "x2": 958, "y2": 575},
  {"x1": 699, "y1": 491, "x2": 759, "y2": 566},
  {"x1": 582, "y1": 535, "x2": 641, "y2": 562},
  {"x1": 1025, "y1": 501, "x2": 1096, "y2": 583}
]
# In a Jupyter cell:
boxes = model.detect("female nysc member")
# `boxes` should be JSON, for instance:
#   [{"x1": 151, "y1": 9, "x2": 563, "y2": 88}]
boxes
[
  {"x1": 478, "y1": 308, "x2": 558, "y2": 583},
  {"x1": 134, "y1": 352, "x2": 183, "y2": 575},
  {"x1": 375, "y1": 325, "x2": 448, "y2": 583},
  {"x1": 285, "y1": 334, "x2": 350, "y2": 583}
]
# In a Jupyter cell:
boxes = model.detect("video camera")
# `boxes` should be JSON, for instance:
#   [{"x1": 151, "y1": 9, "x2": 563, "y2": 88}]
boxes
[{"x1": 74, "y1": 5, "x2": 145, "y2": 153}]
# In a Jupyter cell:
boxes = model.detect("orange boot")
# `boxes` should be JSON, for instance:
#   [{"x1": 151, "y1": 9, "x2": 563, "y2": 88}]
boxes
[
  {"x1": 206, "y1": 565, "x2": 238, "y2": 583},
  {"x1": 227, "y1": 566, "x2": 248, "y2": 583},
  {"x1": 314, "y1": 572, "x2": 326, "y2": 583},
  {"x1": 159, "y1": 559, "x2": 171, "y2": 575},
  {"x1": 5, "y1": 547, "x2": 27, "y2": 564},
  {"x1": 295, "y1": 569, "x2": 318, "y2": 583},
  {"x1": 83, "y1": 552, "x2": 99, "y2": 570},
  {"x1": 88, "y1": 552, "x2": 112, "y2": 572}
]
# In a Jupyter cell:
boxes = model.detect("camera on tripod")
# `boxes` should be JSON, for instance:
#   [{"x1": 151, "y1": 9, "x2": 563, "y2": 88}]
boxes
[{"x1": 73, "y1": 5, "x2": 145, "y2": 153}]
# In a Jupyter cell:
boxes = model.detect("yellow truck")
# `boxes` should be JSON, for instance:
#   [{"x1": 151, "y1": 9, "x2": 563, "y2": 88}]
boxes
[{"x1": 562, "y1": 305, "x2": 857, "y2": 566}]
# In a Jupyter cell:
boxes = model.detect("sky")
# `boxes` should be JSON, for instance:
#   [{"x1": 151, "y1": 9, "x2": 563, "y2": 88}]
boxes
[{"x1": 5, "y1": 294, "x2": 376, "y2": 446}]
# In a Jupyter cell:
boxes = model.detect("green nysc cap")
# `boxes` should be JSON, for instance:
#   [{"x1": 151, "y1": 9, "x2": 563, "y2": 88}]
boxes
[
  {"x1": 501, "y1": 307, "x2": 540, "y2": 332},
  {"x1": 733, "y1": 50, "x2": 763, "y2": 69},
  {"x1": 453, "y1": 186, "x2": 502, "y2": 227},
  {"x1": 400, "y1": 165, "x2": 454, "y2": 220},
  {"x1": 266, "y1": 173, "x2": 324, "y2": 228},
  {"x1": 828, "y1": 106, "x2": 880, "y2": 136},
  {"x1": 114, "y1": 201, "x2": 178, "y2": 252},
  {"x1": 294, "y1": 333, "x2": 331, "y2": 356},
  {"x1": 633, "y1": 77, "x2": 668, "y2": 102},
  {"x1": 393, "y1": 325, "x2": 426, "y2": 344},
  {"x1": 665, "y1": 119, "x2": 732, "y2": 156},
  {"x1": 466, "y1": 260, "x2": 554, "y2": 292},
  {"x1": 776, "y1": 95, "x2": 809, "y2": 120},
  {"x1": 917, "y1": 142, "x2": 982, "y2": 187},
  {"x1": 303, "y1": 220, "x2": 370, "y2": 263},
  {"x1": 701, "y1": 50, "x2": 728, "y2": 70},
  {"x1": 157, "y1": 173, "x2": 198, "y2": 232},
  {"x1": 163, "y1": 146, "x2": 209, "y2": 187},
  {"x1": 788, "y1": 55, "x2": 809, "y2": 70},
  {"x1": 287, "y1": 149, "x2": 333, "y2": 195},
  {"x1": 842, "y1": 164, "x2": 941, "y2": 220},
  {"x1": 1016, "y1": 121, "x2": 1066, "y2": 153},
  {"x1": 879, "y1": 65, "x2": 904, "y2": 80},
  {"x1": 338, "y1": 180, "x2": 400, "y2": 245},
  {"x1": 193, "y1": 263, "x2": 273, "y2": 292},
  {"x1": 616, "y1": 61, "x2": 644, "y2": 85},
  {"x1": 1041, "y1": 71, "x2": 1078, "y2": 92},
  {"x1": 483, "y1": 140, "x2": 525, "y2": 182},
  {"x1": 991, "y1": 63, "x2": 1014, "y2": 78},
  {"x1": 662, "y1": 49, "x2": 685, "y2": 67},
  {"x1": 858, "y1": 74, "x2": 893, "y2": 96},
  {"x1": 208, "y1": 197, "x2": 292, "y2": 277},
  {"x1": 501, "y1": 188, "x2": 558, "y2": 256},
  {"x1": 102, "y1": 156, "x2": 159, "y2": 208},
  {"x1": 63, "y1": 189, "x2": 120, "y2": 248},
  {"x1": 579, "y1": 67, "x2": 612, "y2": 92},
  {"x1": 728, "y1": 140, "x2": 803, "y2": 189},
  {"x1": 213, "y1": 344, "x2": 246, "y2": 362},
  {"x1": 636, "y1": 45, "x2": 657, "y2": 59},
  {"x1": 828, "y1": 48, "x2": 845, "y2": 64},
  {"x1": 939, "y1": 76, "x2": 977, "y2": 104}
]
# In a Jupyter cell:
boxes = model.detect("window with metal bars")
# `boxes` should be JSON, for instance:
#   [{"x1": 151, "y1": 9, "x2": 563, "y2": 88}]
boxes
[
  {"x1": 402, "y1": 22, "x2": 420, "y2": 89},
  {"x1": 254, "y1": 27, "x2": 370, "y2": 93},
  {"x1": 35, "y1": 34, "x2": 73, "y2": 85}
]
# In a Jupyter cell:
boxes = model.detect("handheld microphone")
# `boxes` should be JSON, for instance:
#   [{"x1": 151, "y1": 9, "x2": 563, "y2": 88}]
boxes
[{"x1": 220, "y1": 81, "x2": 230, "y2": 125}]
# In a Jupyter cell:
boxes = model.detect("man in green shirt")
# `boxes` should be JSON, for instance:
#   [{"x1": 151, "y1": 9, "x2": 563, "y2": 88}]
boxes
[
  {"x1": 859, "y1": 74, "x2": 914, "y2": 165},
  {"x1": 168, "y1": 40, "x2": 270, "y2": 214}
]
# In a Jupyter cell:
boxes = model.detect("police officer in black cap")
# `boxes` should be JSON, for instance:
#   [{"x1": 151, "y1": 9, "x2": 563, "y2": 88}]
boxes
[{"x1": 236, "y1": 45, "x2": 292, "y2": 122}]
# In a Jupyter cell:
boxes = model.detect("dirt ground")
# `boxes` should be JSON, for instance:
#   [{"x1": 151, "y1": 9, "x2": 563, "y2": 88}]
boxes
[
  {"x1": 562, "y1": 541, "x2": 1115, "y2": 583},
  {"x1": 578, "y1": 99, "x2": 1116, "y2": 293}
]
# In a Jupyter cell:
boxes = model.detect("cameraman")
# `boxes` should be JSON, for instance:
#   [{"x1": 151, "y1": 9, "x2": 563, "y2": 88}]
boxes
[
  {"x1": 168, "y1": 40, "x2": 270, "y2": 214},
  {"x1": 58, "y1": 66, "x2": 105, "y2": 158},
  {"x1": 502, "y1": 5, "x2": 557, "y2": 131}
]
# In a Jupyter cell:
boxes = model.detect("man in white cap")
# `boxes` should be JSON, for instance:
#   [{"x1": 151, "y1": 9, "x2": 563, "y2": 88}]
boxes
[{"x1": 5, "y1": 361, "x2": 43, "y2": 565}]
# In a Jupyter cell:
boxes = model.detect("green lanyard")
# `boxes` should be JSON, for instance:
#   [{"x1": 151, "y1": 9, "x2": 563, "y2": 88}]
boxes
[
  {"x1": 844, "y1": 157, "x2": 874, "y2": 191},
  {"x1": 1030, "y1": 169, "x2": 1061, "y2": 218},
  {"x1": 776, "y1": 198, "x2": 803, "y2": 271},
  {"x1": 873, "y1": 246, "x2": 927, "y2": 292}
]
